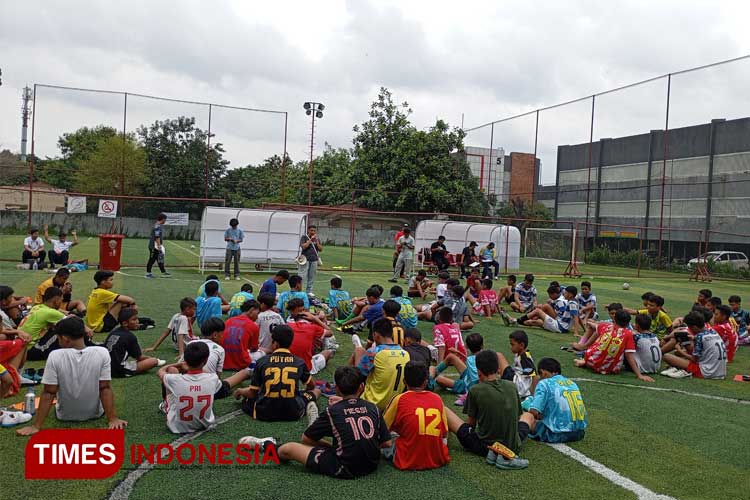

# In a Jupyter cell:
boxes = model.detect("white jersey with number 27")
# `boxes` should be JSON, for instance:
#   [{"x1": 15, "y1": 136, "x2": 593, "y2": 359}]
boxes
[{"x1": 163, "y1": 372, "x2": 222, "y2": 434}]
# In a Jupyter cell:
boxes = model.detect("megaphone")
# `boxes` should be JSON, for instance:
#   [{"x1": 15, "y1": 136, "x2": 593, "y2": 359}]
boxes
[{"x1": 295, "y1": 254, "x2": 308, "y2": 266}]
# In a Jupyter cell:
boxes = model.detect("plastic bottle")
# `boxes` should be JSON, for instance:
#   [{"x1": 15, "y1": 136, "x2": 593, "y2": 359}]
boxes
[
  {"x1": 24, "y1": 386, "x2": 36, "y2": 415},
  {"x1": 32, "y1": 259, "x2": 38, "y2": 271}
]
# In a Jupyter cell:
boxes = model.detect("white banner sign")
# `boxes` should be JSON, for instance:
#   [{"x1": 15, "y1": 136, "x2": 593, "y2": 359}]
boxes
[
  {"x1": 67, "y1": 196, "x2": 87, "y2": 214},
  {"x1": 164, "y1": 212, "x2": 189, "y2": 226},
  {"x1": 97, "y1": 199, "x2": 118, "y2": 218}
]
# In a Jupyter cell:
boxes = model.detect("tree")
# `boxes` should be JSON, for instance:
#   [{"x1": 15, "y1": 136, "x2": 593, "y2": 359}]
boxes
[
  {"x1": 138, "y1": 116, "x2": 228, "y2": 200},
  {"x1": 290, "y1": 145, "x2": 354, "y2": 206},
  {"x1": 216, "y1": 154, "x2": 295, "y2": 208},
  {"x1": 495, "y1": 197, "x2": 553, "y2": 232},
  {"x1": 350, "y1": 87, "x2": 489, "y2": 215},
  {"x1": 74, "y1": 135, "x2": 146, "y2": 195}
]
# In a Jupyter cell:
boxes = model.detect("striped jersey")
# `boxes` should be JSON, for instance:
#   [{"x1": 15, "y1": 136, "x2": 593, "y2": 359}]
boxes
[
  {"x1": 556, "y1": 299, "x2": 579, "y2": 332},
  {"x1": 514, "y1": 283, "x2": 537, "y2": 309},
  {"x1": 576, "y1": 292, "x2": 597, "y2": 313}
]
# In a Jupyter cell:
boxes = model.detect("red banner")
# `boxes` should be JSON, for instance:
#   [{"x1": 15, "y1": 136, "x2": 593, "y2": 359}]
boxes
[{"x1": 25, "y1": 429, "x2": 125, "y2": 480}]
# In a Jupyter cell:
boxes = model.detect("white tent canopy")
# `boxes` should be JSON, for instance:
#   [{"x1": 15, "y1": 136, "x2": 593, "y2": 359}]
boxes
[
  {"x1": 200, "y1": 207, "x2": 308, "y2": 271},
  {"x1": 414, "y1": 220, "x2": 521, "y2": 270}
]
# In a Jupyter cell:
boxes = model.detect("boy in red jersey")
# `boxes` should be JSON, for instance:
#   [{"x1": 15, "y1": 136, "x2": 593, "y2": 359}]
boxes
[
  {"x1": 574, "y1": 310, "x2": 636, "y2": 375},
  {"x1": 432, "y1": 307, "x2": 466, "y2": 362},
  {"x1": 383, "y1": 361, "x2": 450, "y2": 470},
  {"x1": 711, "y1": 305, "x2": 737, "y2": 363},
  {"x1": 287, "y1": 299, "x2": 335, "y2": 375},
  {"x1": 220, "y1": 299, "x2": 261, "y2": 370}
]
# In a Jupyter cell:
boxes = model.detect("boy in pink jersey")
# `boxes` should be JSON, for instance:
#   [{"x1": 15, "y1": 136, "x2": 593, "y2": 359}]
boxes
[
  {"x1": 574, "y1": 310, "x2": 636, "y2": 375},
  {"x1": 432, "y1": 307, "x2": 466, "y2": 362},
  {"x1": 477, "y1": 279, "x2": 498, "y2": 318}
]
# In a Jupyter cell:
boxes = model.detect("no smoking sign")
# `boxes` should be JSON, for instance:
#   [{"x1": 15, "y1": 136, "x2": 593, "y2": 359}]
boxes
[{"x1": 98, "y1": 199, "x2": 118, "y2": 218}]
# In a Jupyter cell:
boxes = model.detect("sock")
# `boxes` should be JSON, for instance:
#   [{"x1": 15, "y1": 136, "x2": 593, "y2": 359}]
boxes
[
  {"x1": 517, "y1": 315, "x2": 529, "y2": 325},
  {"x1": 435, "y1": 362, "x2": 447, "y2": 375}
]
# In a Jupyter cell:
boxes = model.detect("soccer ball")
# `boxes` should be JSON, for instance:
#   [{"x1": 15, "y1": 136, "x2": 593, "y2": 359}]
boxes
[{"x1": 622, "y1": 282, "x2": 630, "y2": 290}]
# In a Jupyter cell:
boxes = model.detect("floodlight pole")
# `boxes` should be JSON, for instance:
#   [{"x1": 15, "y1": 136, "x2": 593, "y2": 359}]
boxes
[{"x1": 308, "y1": 109, "x2": 316, "y2": 207}]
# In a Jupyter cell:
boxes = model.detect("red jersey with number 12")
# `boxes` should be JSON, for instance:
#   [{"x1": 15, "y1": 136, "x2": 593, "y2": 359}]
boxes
[
  {"x1": 584, "y1": 323, "x2": 635, "y2": 374},
  {"x1": 383, "y1": 390, "x2": 450, "y2": 470}
]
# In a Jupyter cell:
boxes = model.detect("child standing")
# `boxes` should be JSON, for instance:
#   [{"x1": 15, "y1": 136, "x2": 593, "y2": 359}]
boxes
[
  {"x1": 159, "y1": 342, "x2": 222, "y2": 433},
  {"x1": 228, "y1": 284, "x2": 254, "y2": 318},
  {"x1": 519, "y1": 357, "x2": 587, "y2": 443},
  {"x1": 104, "y1": 308, "x2": 164, "y2": 377}
]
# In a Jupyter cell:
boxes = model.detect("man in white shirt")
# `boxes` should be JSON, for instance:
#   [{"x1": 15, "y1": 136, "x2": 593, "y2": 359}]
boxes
[
  {"x1": 16, "y1": 316, "x2": 127, "y2": 435},
  {"x1": 43, "y1": 224, "x2": 78, "y2": 268},
  {"x1": 390, "y1": 228, "x2": 415, "y2": 283},
  {"x1": 22, "y1": 228, "x2": 46, "y2": 266}
]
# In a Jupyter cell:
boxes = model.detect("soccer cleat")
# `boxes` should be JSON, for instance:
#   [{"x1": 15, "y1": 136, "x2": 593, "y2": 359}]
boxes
[
  {"x1": 454, "y1": 393, "x2": 468, "y2": 406},
  {"x1": 500, "y1": 309, "x2": 512, "y2": 327},
  {"x1": 238, "y1": 436, "x2": 277, "y2": 450},
  {"x1": 19, "y1": 375, "x2": 36, "y2": 386},
  {"x1": 306, "y1": 401, "x2": 319, "y2": 426},
  {"x1": 496, "y1": 456, "x2": 529, "y2": 470},
  {"x1": 236, "y1": 276, "x2": 241, "y2": 281},
  {"x1": 161, "y1": 272, "x2": 171, "y2": 277},
  {"x1": 427, "y1": 344, "x2": 438, "y2": 362},
  {"x1": 0, "y1": 410, "x2": 33, "y2": 427},
  {"x1": 351, "y1": 334, "x2": 363, "y2": 349},
  {"x1": 486, "y1": 449, "x2": 499, "y2": 465},
  {"x1": 145, "y1": 273, "x2": 155, "y2": 279},
  {"x1": 158, "y1": 401, "x2": 167, "y2": 414},
  {"x1": 388, "y1": 279, "x2": 398, "y2": 283},
  {"x1": 156, "y1": 359, "x2": 167, "y2": 367}
]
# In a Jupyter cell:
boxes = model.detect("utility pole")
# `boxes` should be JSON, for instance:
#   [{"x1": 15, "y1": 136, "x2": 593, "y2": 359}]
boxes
[
  {"x1": 303, "y1": 102, "x2": 325, "y2": 206},
  {"x1": 21, "y1": 86, "x2": 32, "y2": 161}
]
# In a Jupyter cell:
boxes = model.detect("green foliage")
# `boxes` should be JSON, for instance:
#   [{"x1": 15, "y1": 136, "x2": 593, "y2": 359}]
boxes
[
  {"x1": 74, "y1": 135, "x2": 146, "y2": 195},
  {"x1": 351, "y1": 87, "x2": 489, "y2": 214},
  {"x1": 217, "y1": 154, "x2": 295, "y2": 208},
  {"x1": 495, "y1": 197, "x2": 553, "y2": 223},
  {"x1": 45, "y1": 125, "x2": 120, "y2": 190},
  {"x1": 290, "y1": 145, "x2": 354, "y2": 206}
]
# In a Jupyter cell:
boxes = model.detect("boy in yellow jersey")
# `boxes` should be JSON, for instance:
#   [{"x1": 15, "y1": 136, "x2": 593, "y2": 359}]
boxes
[
  {"x1": 625, "y1": 294, "x2": 672, "y2": 337},
  {"x1": 86, "y1": 271, "x2": 137, "y2": 334},
  {"x1": 354, "y1": 317, "x2": 409, "y2": 411},
  {"x1": 34, "y1": 268, "x2": 86, "y2": 315}
]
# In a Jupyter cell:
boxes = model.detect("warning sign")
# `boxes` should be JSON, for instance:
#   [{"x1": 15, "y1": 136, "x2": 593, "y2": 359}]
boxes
[{"x1": 98, "y1": 199, "x2": 118, "y2": 218}]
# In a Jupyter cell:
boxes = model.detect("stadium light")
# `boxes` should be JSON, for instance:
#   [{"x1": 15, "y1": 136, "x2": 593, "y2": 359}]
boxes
[{"x1": 303, "y1": 102, "x2": 325, "y2": 206}]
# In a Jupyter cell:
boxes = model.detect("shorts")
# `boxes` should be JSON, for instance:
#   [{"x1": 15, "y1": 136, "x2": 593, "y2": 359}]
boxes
[
  {"x1": 311, "y1": 353, "x2": 327, "y2": 375},
  {"x1": 456, "y1": 423, "x2": 529, "y2": 457},
  {"x1": 0, "y1": 363, "x2": 20, "y2": 397},
  {"x1": 529, "y1": 421, "x2": 584, "y2": 443},
  {"x1": 102, "y1": 313, "x2": 118, "y2": 333},
  {"x1": 543, "y1": 316, "x2": 562, "y2": 333},
  {"x1": 0, "y1": 339, "x2": 25, "y2": 365},
  {"x1": 686, "y1": 361, "x2": 704, "y2": 379},
  {"x1": 407, "y1": 290, "x2": 422, "y2": 298},
  {"x1": 306, "y1": 446, "x2": 354, "y2": 479},
  {"x1": 242, "y1": 391, "x2": 316, "y2": 421},
  {"x1": 112, "y1": 358, "x2": 138, "y2": 378},
  {"x1": 452, "y1": 377, "x2": 469, "y2": 395},
  {"x1": 504, "y1": 295, "x2": 514, "y2": 305},
  {"x1": 214, "y1": 380, "x2": 232, "y2": 399}
]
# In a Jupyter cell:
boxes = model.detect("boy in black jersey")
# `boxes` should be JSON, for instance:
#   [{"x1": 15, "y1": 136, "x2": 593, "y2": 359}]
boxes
[
  {"x1": 278, "y1": 366, "x2": 392, "y2": 479},
  {"x1": 233, "y1": 325, "x2": 320, "y2": 422}
]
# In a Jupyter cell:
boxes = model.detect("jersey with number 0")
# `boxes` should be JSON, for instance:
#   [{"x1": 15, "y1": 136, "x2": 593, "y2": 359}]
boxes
[
  {"x1": 163, "y1": 371, "x2": 222, "y2": 434},
  {"x1": 358, "y1": 344, "x2": 410, "y2": 410},
  {"x1": 529, "y1": 375, "x2": 587, "y2": 433},
  {"x1": 393, "y1": 296, "x2": 418, "y2": 328},
  {"x1": 693, "y1": 328, "x2": 727, "y2": 379},
  {"x1": 383, "y1": 390, "x2": 450, "y2": 470},
  {"x1": 249, "y1": 348, "x2": 312, "y2": 420},
  {"x1": 633, "y1": 332, "x2": 662, "y2": 373},
  {"x1": 584, "y1": 323, "x2": 635, "y2": 374}
]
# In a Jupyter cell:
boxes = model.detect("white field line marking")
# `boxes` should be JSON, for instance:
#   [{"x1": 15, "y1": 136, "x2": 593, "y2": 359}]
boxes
[
  {"x1": 107, "y1": 409, "x2": 244, "y2": 500},
  {"x1": 168, "y1": 240, "x2": 200, "y2": 257},
  {"x1": 547, "y1": 443, "x2": 677, "y2": 500},
  {"x1": 573, "y1": 377, "x2": 750, "y2": 405},
  {"x1": 242, "y1": 277, "x2": 261, "y2": 287},
  {"x1": 115, "y1": 270, "x2": 199, "y2": 284}
]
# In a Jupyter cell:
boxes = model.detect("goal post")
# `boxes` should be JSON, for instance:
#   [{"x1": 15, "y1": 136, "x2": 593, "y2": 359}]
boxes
[{"x1": 524, "y1": 227, "x2": 582, "y2": 264}]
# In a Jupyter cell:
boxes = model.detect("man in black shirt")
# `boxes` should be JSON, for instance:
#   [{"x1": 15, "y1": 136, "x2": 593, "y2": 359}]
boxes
[
  {"x1": 104, "y1": 308, "x2": 163, "y2": 377},
  {"x1": 234, "y1": 324, "x2": 321, "y2": 421},
  {"x1": 278, "y1": 365, "x2": 392, "y2": 479},
  {"x1": 430, "y1": 236, "x2": 449, "y2": 271},
  {"x1": 403, "y1": 328, "x2": 433, "y2": 367},
  {"x1": 460, "y1": 241, "x2": 479, "y2": 278},
  {"x1": 146, "y1": 213, "x2": 170, "y2": 278}
]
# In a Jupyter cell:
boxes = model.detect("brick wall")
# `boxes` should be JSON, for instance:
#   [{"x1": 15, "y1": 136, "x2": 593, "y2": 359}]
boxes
[{"x1": 509, "y1": 152, "x2": 536, "y2": 202}]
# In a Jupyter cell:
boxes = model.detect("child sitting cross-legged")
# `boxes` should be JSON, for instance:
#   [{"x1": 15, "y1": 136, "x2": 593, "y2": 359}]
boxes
[
  {"x1": 473, "y1": 279, "x2": 498, "y2": 318},
  {"x1": 430, "y1": 332, "x2": 483, "y2": 406},
  {"x1": 432, "y1": 306, "x2": 466, "y2": 362},
  {"x1": 104, "y1": 308, "x2": 165, "y2": 377},
  {"x1": 328, "y1": 276, "x2": 352, "y2": 321},
  {"x1": 382, "y1": 361, "x2": 450, "y2": 470},
  {"x1": 519, "y1": 357, "x2": 587, "y2": 443},
  {"x1": 497, "y1": 330, "x2": 537, "y2": 400},
  {"x1": 159, "y1": 341, "x2": 221, "y2": 434},
  {"x1": 276, "y1": 366, "x2": 392, "y2": 479},
  {"x1": 661, "y1": 310, "x2": 727, "y2": 380}
]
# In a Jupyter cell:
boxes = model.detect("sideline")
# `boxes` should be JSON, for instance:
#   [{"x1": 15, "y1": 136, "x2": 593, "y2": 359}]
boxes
[
  {"x1": 547, "y1": 443, "x2": 677, "y2": 500},
  {"x1": 107, "y1": 410, "x2": 244, "y2": 500},
  {"x1": 168, "y1": 240, "x2": 200, "y2": 257},
  {"x1": 573, "y1": 377, "x2": 750, "y2": 405}
]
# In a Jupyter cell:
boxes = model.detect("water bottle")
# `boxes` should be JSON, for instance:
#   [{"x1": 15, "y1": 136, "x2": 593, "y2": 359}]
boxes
[
  {"x1": 32, "y1": 259, "x2": 38, "y2": 271},
  {"x1": 24, "y1": 386, "x2": 36, "y2": 415}
]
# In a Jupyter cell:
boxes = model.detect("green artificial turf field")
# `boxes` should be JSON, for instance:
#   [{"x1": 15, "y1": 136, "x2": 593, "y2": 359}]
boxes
[{"x1": 1, "y1": 236, "x2": 749, "y2": 500}]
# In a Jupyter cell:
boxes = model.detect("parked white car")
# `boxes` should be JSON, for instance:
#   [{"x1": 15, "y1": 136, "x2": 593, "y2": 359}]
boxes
[{"x1": 688, "y1": 251, "x2": 749, "y2": 270}]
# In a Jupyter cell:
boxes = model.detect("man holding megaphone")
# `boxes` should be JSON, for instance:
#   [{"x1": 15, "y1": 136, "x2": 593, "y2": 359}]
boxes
[{"x1": 298, "y1": 225, "x2": 323, "y2": 295}]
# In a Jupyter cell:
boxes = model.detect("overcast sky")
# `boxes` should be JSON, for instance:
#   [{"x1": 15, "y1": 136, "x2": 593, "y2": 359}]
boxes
[{"x1": 1, "y1": 0, "x2": 749, "y2": 184}]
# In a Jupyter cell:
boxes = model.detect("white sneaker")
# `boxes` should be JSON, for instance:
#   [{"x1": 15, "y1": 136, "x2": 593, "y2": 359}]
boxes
[
  {"x1": 235, "y1": 276, "x2": 241, "y2": 281},
  {"x1": 158, "y1": 401, "x2": 167, "y2": 414},
  {"x1": 0, "y1": 410, "x2": 33, "y2": 427},
  {"x1": 306, "y1": 401, "x2": 319, "y2": 426},
  {"x1": 664, "y1": 368, "x2": 692, "y2": 379},
  {"x1": 238, "y1": 436, "x2": 277, "y2": 449},
  {"x1": 427, "y1": 344, "x2": 438, "y2": 362},
  {"x1": 156, "y1": 359, "x2": 167, "y2": 367},
  {"x1": 225, "y1": 276, "x2": 230, "y2": 281},
  {"x1": 351, "y1": 334, "x2": 363, "y2": 349},
  {"x1": 660, "y1": 367, "x2": 679, "y2": 377}
]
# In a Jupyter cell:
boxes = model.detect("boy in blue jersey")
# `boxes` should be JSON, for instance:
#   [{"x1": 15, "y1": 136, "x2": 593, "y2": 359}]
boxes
[
  {"x1": 228, "y1": 284, "x2": 254, "y2": 318},
  {"x1": 389, "y1": 285, "x2": 418, "y2": 329},
  {"x1": 519, "y1": 357, "x2": 587, "y2": 443},
  {"x1": 728, "y1": 295, "x2": 749, "y2": 344},
  {"x1": 430, "y1": 333, "x2": 482, "y2": 401},
  {"x1": 327, "y1": 276, "x2": 352, "y2": 320},
  {"x1": 340, "y1": 287, "x2": 384, "y2": 333},
  {"x1": 259, "y1": 270, "x2": 290, "y2": 297},
  {"x1": 195, "y1": 281, "x2": 229, "y2": 330},
  {"x1": 277, "y1": 275, "x2": 310, "y2": 320}
]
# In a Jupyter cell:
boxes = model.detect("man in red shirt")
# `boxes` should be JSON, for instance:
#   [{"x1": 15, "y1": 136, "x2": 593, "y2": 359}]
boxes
[
  {"x1": 383, "y1": 361, "x2": 450, "y2": 470},
  {"x1": 393, "y1": 224, "x2": 409, "y2": 276},
  {"x1": 287, "y1": 298, "x2": 335, "y2": 375},
  {"x1": 574, "y1": 310, "x2": 636, "y2": 374},
  {"x1": 220, "y1": 300, "x2": 261, "y2": 370}
]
